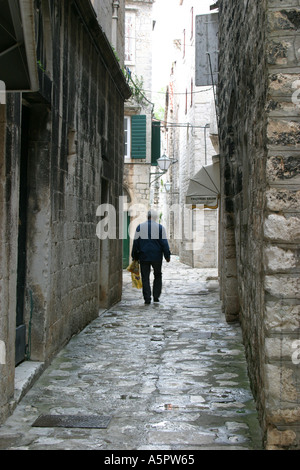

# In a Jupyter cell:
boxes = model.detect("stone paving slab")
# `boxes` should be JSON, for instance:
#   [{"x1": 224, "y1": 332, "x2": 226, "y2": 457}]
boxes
[{"x1": 0, "y1": 258, "x2": 262, "y2": 451}]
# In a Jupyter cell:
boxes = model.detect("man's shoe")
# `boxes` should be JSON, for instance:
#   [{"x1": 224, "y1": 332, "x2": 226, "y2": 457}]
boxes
[
  {"x1": 145, "y1": 300, "x2": 151, "y2": 304},
  {"x1": 154, "y1": 298, "x2": 159, "y2": 302}
]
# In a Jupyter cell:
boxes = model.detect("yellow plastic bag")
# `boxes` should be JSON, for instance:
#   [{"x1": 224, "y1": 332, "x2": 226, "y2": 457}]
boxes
[
  {"x1": 127, "y1": 260, "x2": 143, "y2": 289},
  {"x1": 131, "y1": 272, "x2": 142, "y2": 289}
]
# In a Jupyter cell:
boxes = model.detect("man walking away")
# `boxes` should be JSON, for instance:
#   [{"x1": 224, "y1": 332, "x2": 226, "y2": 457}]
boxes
[{"x1": 132, "y1": 210, "x2": 171, "y2": 304}]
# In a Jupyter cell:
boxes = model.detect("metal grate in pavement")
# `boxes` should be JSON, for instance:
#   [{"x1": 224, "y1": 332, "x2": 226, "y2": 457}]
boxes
[{"x1": 32, "y1": 414, "x2": 111, "y2": 429}]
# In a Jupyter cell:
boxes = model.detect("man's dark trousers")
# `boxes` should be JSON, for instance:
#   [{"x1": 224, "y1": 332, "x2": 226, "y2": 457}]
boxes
[{"x1": 140, "y1": 261, "x2": 162, "y2": 303}]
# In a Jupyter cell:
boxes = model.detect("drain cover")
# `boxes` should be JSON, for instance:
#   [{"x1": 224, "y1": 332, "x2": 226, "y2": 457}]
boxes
[{"x1": 32, "y1": 414, "x2": 111, "y2": 429}]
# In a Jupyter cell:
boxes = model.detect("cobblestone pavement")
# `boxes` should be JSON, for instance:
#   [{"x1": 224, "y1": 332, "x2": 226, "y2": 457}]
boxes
[{"x1": 0, "y1": 258, "x2": 262, "y2": 451}]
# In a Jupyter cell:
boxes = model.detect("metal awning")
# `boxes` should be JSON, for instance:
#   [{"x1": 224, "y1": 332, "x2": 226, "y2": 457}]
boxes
[
  {"x1": 0, "y1": 0, "x2": 38, "y2": 91},
  {"x1": 186, "y1": 161, "x2": 220, "y2": 208}
]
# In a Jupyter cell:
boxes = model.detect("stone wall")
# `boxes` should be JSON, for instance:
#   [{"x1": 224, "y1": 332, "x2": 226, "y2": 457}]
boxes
[
  {"x1": 264, "y1": 0, "x2": 300, "y2": 449},
  {"x1": 0, "y1": 95, "x2": 22, "y2": 423},
  {"x1": 0, "y1": 0, "x2": 130, "y2": 424},
  {"x1": 26, "y1": 0, "x2": 129, "y2": 358},
  {"x1": 218, "y1": 0, "x2": 300, "y2": 449}
]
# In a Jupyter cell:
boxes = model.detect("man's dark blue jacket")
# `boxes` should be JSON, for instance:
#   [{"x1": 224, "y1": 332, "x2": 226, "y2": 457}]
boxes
[{"x1": 132, "y1": 220, "x2": 171, "y2": 262}]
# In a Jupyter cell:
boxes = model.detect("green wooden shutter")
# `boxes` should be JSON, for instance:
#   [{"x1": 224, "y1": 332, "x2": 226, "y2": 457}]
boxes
[
  {"x1": 131, "y1": 115, "x2": 146, "y2": 159},
  {"x1": 151, "y1": 121, "x2": 161, "y2": 166}
]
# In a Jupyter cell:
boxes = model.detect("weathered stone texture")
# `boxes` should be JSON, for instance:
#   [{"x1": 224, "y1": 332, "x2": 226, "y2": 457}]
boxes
[
  {"x1": 0, "y1": 1, "x2": 130, "y2": 424},
  {"x1": 219, "y1": 0, "x2": 300, "y2": 449},
  {"x1": 23, "y1": 1, "x2": 128, "y2": 361},
  {"x1": 0, "y1": 95, "x2": 22, "y2": 423}
]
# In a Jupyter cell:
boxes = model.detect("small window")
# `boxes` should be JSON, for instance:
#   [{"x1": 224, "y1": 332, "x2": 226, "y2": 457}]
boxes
[
  {"x1": 151, "y1": 121, "x2": 161, "y2": 166},
  {"x1": 124, "y1": 116, "x2": 131, "y2": 159}
]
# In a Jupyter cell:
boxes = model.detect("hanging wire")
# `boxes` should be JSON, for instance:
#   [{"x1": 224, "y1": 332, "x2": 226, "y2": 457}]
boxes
[
  {"x1": 156, "y1": 119, "x2": 211, "y2": 129},
  {"x1": 148, "y1": 87, "x2": 213, "y2": 96}
]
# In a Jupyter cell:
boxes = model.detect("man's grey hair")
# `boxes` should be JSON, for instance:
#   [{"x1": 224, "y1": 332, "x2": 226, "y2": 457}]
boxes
[{"x1": 148, "y1": 209, "x2": 158, "y2": 221}]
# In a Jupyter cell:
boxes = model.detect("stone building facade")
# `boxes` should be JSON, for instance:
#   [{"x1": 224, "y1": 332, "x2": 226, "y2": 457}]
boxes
[
  {"x1": 123, "y1": 0, "x2": 155, "y2": 267},
  {"x1": 0, "y1": 0, "x2": 130, "y2": 424},
  {"x1": 218, "y1": 0, "x2": 300, "y2": 449},
  {"x1": 159, "y1": 0, "x2": 219, "y2": 269}
]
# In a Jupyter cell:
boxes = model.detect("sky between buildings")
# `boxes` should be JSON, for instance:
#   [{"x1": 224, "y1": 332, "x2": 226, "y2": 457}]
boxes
[{"x1": 152, "y1": 0, "x2": 214, "y2": 95}]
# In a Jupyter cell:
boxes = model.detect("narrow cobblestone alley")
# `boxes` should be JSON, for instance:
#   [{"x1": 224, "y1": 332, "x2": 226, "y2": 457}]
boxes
[{"x1": 0, "y1": 259, "x2": 262, "y2": 452}]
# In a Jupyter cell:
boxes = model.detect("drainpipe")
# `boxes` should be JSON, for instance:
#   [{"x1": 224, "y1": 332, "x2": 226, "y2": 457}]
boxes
[
  {"x1": 204, "y1": 123, "x2": 210, "y2": 165},
  {"x1": 112, "y1": 1, "x2": 120, "y2": 51}
]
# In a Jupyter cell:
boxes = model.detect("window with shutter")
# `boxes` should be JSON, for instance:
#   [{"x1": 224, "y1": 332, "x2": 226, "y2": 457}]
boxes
[
  {"x1": 124, "y1": 116, "x2": 131, "y2": 159},
  {"x1": 131, "y1": 115, "x2": 146, "y2": 159},
  {"x1": 151, "y1": 121, "x2": 161, "y2": 166}
]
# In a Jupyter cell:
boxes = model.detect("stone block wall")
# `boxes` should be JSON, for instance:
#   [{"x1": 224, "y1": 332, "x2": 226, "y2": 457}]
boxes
[
  {"x1": 30, "y1": 0, "x2": 129, "y2": 358},
  {"x1": 218, "y1": 0, "x2": 300, "y2": 449},
  {"x1": 0, "y1": 0, "x2": 130, "y2": 424},
  {"x1": 264, "y1": 0, "x2": 300, "y2": 449}
]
